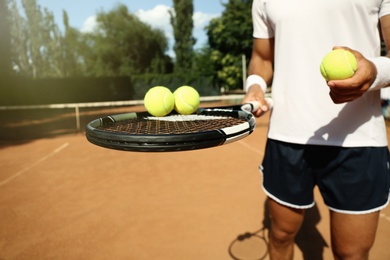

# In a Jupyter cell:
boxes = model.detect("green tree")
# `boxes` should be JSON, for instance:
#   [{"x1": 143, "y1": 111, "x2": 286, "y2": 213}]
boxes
[
  {"x1": 84, "y1": 4, "x2": 172, "y2": 76},
  {"x1": 170, "y1": 0, "x2": 195, "y2": 73},
  {"x1": 193, "y1": 47, "x2": 217, "y2": 78},
  {"x1": 8, "y1": 0, "x2": 64, "y2": 78},
  {"x1": 0, "y1": 0, "x2": 12, "y2": 77},
  {"x1": 205, "y1": 0, "x2": 253, "y2": 91},
  {"x1": 40, "y1": 7, "x2": 63, "y2": 77},
  {"x1": 8, "y1": 0, "x2": 30, "y2": 76},
  {"x1": 61, "y1": 10, "x2": 86, "y2": 77}
]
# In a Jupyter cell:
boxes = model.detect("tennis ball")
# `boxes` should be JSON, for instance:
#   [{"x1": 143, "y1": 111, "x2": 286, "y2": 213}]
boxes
[
  {"x1": 174, "y1": 86, "x2": 200, "y2": 115},
  {"x1": 320, "y1": 49, "x2": 357, "y2": 81},
  {"x1": 144, "y1": 86, "x2": 174, "y2": 117}
]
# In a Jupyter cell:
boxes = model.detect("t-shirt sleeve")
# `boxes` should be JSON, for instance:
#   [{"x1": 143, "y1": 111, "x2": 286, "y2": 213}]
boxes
[
  {"x1": 380, "y1": 0, "x2": 390, "y2": 18},
  {"x1": 252, "y1": 0, "x2": 274, "y2": 38}
]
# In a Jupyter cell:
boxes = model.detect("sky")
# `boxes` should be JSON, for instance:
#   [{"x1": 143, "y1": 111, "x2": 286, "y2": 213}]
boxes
[{"x1": 34, "y1": 0, "x2": 228, "y2": 57}]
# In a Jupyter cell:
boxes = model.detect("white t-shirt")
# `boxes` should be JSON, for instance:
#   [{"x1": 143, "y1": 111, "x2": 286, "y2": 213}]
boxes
[
  {"x1": 252, "y1": 0, "x2": 390, "y2": 147},
  {"x1": 381, "y1": 87, "x2": 390, "y2": 100}
]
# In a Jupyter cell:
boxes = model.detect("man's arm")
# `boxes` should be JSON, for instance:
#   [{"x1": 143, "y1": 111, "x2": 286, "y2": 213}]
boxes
[
  {"x1": 380, "y1": 14, "x2": 390, "y2": 58},
  {"x1": 243, "y1": 38, "x2": 275, "y2": 117}
]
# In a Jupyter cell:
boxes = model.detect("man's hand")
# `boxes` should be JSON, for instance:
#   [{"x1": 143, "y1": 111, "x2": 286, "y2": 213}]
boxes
[
  {"x1": 326, "y1": 47, "x2": 377, "y2": 104},
  {"x1": 242, "y1": 85, "x2": 272, "y2": 117}
]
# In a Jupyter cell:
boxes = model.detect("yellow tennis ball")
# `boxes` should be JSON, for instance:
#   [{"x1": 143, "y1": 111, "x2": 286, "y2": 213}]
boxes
[
  {"x1": 144, "y1": 86, "x2": 174, "y2": 117},
  {"x1": 320, "y1": 49, "x2": 357, "y2": 81},
  {"x1": 174, "y1": 86, "x2": 200, "y2": 115}
]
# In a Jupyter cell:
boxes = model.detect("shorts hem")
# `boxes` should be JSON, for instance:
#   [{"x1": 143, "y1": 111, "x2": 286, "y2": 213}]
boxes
[
  {"x1": 327, "y1": 196, "x2": 390, "y2": 215},
  {"x1": 262, "y1": 186, "x2": 315, "y2": 210}
]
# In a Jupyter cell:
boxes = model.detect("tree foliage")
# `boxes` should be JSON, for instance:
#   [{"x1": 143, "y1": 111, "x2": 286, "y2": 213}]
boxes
[
  {"x1": 170, "y1": 0, "x2": 195, "y2": 73},
  {"x1": 7, "y1": 2, "x2": 172, "y2": 78},
  {"x1": 8, "y1": 0, "x2": 64, "y2": 77},
  {"x1": 5, "y1": 0, "x2": 253, "y2": 94},
  {"x1": 207, "y1": 0, "x2": 253, "y2": 57},
  {"x1": 0, "y1": 0, "x2": 12, "y2": 77},
  {"x1": 84, "y1": 5, "x2": 172, "y2": 76},
  {"x1": 61, "y1": 10, "x2": 86, "y2": 77},
  {"x1": 205, "y1": 0, "x2": 253, "y2": 91}
]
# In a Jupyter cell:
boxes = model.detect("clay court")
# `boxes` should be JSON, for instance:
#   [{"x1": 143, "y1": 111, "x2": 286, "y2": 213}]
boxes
[{"x1": 1, "y1": 103, "x2": 390, "y2": 260}]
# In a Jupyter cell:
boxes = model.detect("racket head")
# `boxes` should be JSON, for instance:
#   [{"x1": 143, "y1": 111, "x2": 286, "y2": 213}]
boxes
[{"x1": 85, "y1": 106, "x2": 256, "y2": 152}]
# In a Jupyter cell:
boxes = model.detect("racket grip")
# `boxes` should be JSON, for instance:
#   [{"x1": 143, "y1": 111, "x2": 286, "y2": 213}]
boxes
[
  {"x1": 243, "y1": 98, "x2": 273, "y2": 112},
  {"x1": 265, "y1": 97, "x2": 274, "y2": 109}
]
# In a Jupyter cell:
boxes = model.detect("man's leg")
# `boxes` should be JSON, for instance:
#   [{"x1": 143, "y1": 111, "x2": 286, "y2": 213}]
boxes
[
  {"x1": 330, "y1": 211, "x2": 380, "y2": 260},
  {"x1": 268, "y1": 198, "x2": 305, "y2": 260}
]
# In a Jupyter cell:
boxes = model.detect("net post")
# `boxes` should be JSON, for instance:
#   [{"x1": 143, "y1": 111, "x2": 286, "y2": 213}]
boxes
[
  {"x1": 75, "y1": 105, "x2": 80, "y2": 132},
  {"x1": 242, "y1": 54, "x2": 247, "y2": 91}
]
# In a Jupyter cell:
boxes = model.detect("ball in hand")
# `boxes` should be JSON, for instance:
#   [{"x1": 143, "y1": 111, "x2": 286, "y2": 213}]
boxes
[
  {"x1": 144, "y1": 86, "x2": 174, "y2": 117},
  {"x1": 320, "y1": 49, "x2": 357, "y2": 81},
  {"x1": 174, "y1": 86, "x2": 200, "y2": 115}
]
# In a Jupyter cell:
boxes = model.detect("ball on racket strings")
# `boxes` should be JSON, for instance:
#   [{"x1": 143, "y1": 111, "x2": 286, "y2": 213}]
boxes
[
  {"x1": 144, "y1": 86, "x2": 174, "y2": 117},
  {"x1": 174, "y1": 86, "x2": 200, "y2": 115},
  {"x1": 320, "y1": 49, "x2": 357, "y2": 81}
]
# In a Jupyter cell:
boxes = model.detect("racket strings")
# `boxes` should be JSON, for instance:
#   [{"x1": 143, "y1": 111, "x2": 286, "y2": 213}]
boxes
[{"x1": 97, "y1": 116, "x2": 246, "y2": 135}]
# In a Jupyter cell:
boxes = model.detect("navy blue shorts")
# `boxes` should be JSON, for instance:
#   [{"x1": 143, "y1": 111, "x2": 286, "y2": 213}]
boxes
[{"x1": 261, "y1": 139, "x2": 390, "y2": 214}]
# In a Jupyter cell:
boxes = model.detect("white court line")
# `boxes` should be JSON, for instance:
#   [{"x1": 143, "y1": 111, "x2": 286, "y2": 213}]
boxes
[
  {"x1": 380, "y1": 213, "x2": 390, "y2": 223},
  {"x1": 237, "y1": 140, "x2": 263, "y2": 156},
  {"x1": 0, "y1": 143, "x2": 69, "y2": 187}
]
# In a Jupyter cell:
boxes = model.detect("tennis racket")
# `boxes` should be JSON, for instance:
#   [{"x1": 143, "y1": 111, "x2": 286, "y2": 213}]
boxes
[{"x1": 86, "y1": 98, "x2": 273, "y2": 152}]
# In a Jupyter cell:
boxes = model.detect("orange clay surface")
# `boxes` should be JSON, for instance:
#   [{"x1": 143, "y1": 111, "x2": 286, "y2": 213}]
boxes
[{"x1": 0, "y1": 103, "x2": 390, "y2": 260}]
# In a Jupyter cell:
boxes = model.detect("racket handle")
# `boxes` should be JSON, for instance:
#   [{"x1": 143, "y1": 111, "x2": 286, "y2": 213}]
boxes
[
  {"x1": 265, "y1": 97, "x2": 274, "y2": 109},
  {"x1": 242, "y1": 98, "x2": 273, "y2": 112}
]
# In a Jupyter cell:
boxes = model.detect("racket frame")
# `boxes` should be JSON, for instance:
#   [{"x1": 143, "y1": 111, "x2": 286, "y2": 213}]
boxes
[{"x1": 86, "y1": 106, "x2": 257, "y2": 152}]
